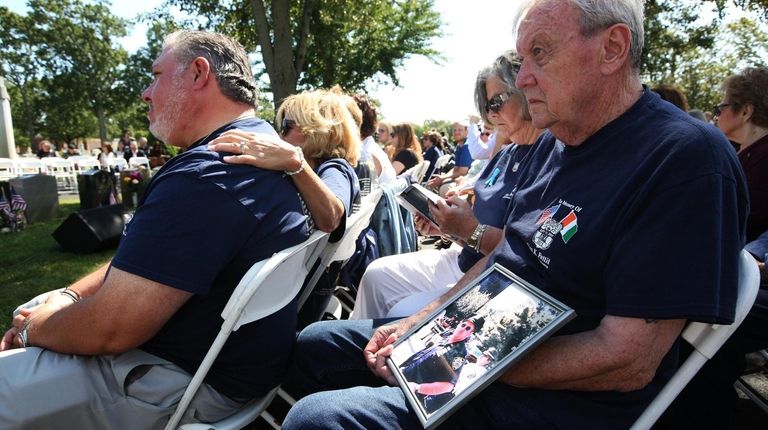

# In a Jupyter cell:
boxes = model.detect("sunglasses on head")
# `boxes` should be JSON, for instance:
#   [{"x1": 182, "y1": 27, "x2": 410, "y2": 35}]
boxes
[
  {"x1": 712, "y1": 103, "x2": 731, "y2": 117},
  {"x1": 486, "y1": 92, "x2": 511, "y2": 113},
  {"x1": 280, "y1": 118, "x2": 296, "y2": 137}
]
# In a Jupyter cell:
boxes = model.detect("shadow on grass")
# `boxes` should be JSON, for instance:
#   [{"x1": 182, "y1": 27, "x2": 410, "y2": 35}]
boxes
[{"x1": 0, "y1": 198, "x2": 115, "y2": 329}]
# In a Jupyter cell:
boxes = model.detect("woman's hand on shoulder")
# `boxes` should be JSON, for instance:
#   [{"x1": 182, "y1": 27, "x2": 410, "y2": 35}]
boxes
[{"x1": 207, "y1": 129, "x2": 301, "y2": 172}]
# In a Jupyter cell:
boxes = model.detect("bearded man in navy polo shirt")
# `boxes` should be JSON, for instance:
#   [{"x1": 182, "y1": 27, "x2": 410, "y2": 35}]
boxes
[{"x1": 0, "y1": 30, "x2": 310, "y2": 428}]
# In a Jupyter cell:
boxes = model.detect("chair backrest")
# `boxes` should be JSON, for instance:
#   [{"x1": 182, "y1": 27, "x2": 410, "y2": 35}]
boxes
[
  {"x1": 433, "y1": 153, "x2": 453, "y2": 170},
  {"x1": 14, "y1": 158, "x2": 43, "y2": 175},
  {"x1": 0, "y1": 158, "x2": 16, "y2": 180},
  {"x1": 111, "y1": 157, "x2": 128, "y2": 170},
  {"x1": 129, "y1": 156, "x2": 150, "y2": 168},
  {"x1": 629, "y1": 249, "x2": 761, "y2": 430},
  {"x1": 164, "y1": 230, "x2": 329, "y2": 430},
  {"x1": 72, "y1": 157, "x2": 101, "y2": 173},
  {"x1": 401, "y1": 161, "x2": 430, "y2": 185},
  {"x1": 297, "y1": 188, "x2": 383, "y2": 310}
]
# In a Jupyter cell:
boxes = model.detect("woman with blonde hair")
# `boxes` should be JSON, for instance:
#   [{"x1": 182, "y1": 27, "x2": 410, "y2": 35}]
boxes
[
  {"x1": 208, "y1": 87, "x2": 360, "y2": 236},
  {"x1": 389, "y1": 122, "x2": 423, "y2": 174}
]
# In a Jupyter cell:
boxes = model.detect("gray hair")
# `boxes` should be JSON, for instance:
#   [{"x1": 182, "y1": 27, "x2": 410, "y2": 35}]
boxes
[
  {"x1": 474, "y1": 51, "x2": 530, "y2": 124},
  {"x1": 515, "y1": 0, "x2": 644, "y2": 71},
  {"x1": 164, "y1": 30, "x2": 259, "y2": 107}
]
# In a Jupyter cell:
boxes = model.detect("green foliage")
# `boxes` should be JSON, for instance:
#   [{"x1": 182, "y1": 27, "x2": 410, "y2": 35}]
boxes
[
  {"x1": 0, "y1": 199, "x2": 114, "y2": 329},
  {"x1": 643, "y1": 1, "x2": 768, "y2": 111},
  {"x1": 160, "y1": 0, "x2": 443, "y2": 104}
]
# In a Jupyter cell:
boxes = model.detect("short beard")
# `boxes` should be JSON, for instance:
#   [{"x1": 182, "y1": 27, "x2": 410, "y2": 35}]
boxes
[{"x1": 150, "y1": 72, "x2": 189, "y2": 145}]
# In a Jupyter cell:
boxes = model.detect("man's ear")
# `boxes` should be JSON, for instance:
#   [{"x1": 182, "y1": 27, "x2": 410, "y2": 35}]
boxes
[
  {"x1": 740, "y1": 103, "x2": 754, "y2": 124},
  {"x1": 190, "y1": 57, "x2": 211, "y2": 90},
  {"x1": 599, "y1": 23, "x2": 632, "y2": 75}
]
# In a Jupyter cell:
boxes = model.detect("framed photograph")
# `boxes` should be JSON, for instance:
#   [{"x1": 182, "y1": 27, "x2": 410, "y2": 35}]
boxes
[
  {"x1": 386, "y1": 263, "x2": 575, "y2": 429},
  {"x1": 396, "y1": 183, "x2": 442, "y2": 228}
]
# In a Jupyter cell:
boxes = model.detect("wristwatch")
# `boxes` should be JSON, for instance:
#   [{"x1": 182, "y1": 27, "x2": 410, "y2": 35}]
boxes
[{"x1": 467, "y1": 223, "x2": 487, "y2": 253}]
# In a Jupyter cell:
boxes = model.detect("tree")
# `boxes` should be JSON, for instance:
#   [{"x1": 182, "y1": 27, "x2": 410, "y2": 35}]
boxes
[
  {"x1": 160, "y1": 0, "x2": 442, "y2": 107},
  {"x1": 29, "y1": 0, "x2": 130, "y2": 144}
]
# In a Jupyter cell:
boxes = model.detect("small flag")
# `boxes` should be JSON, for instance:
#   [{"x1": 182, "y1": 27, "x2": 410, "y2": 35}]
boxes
[
  {"x1": 10, "y1": 187, "x2": 26, "y2": 212},
  {"x1": 536, "y1": 203, "x2": 560, "y2": 225},
  {"x1": 560, "y1": 210, "x2": 578, "y2": 243},
  {"x1": 0, "y1": 194, "x2": 10, "y2": 215}
]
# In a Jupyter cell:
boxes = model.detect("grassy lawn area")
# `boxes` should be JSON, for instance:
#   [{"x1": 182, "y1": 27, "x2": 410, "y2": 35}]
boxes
[{"x1": 0, "y1": 195, "x2": 115, "y2": 329}]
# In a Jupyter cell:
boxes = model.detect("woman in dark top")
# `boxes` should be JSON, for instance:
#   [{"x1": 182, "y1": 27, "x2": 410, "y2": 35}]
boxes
[
  {"x1": 390, "y1": 122, "x2": 423, "y2": 174},
  {"x1": 421, "y1": 131, "x2": 443, "y2": 180}
]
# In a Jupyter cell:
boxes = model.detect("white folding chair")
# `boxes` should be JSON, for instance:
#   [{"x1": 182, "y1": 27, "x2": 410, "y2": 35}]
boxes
[
  {"x1": 429, "y1": 153, "x2": 453, "y2": 179},
  {"x1": 400, "y1": 161, "x2": 430, "y2": 185},
  {"x1": 14, "y1": 158, "x2": 43, "y2": 175},
  {"x1": 129, "y1": 156, "x2": 150, "y2": 169},
  {"x1": 296, "y1": 188, "x2": 383, "y2": 311},
  {"x1": 71, "y1": 156, "x2": 101, "y2": 173},
  {"x1": 0, "y1": 158, "x2": 16, "y2": 180},
  {"x1": 41, "y1": 158, "x2": 77, "y2": 192},
  {"x1": 630, "y1": 249, "x2": 761, "y2": 429},
  {"x1": 164, "y1": 230, "x2": 330, "y2": 430},
  {"x1": 111, "y1": 157, "x2": 128, "y2": 171}
]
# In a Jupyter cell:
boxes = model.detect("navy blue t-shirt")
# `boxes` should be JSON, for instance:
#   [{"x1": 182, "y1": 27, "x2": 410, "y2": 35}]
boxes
[
  {"x1": 487, "y1": 89, "x2": 748, "y2": 425},
  {"x1": 457, "y1": 144, "x2": 532, "y2": 272},
  {"x1": 316, "y1": 158, "x2": 360, "y2": 241},
  {"x1": 112, "y1": 117, "x2": 310, "y2": 399}
]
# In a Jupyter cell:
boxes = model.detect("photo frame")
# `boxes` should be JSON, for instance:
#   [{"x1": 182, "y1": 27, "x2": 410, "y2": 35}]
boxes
[
  {"x1": 396, "y1": 183, "x2": 442, "y2": 228},
  {"x1": 386, "y1": 263, "x2": 575, "y2": 429}
]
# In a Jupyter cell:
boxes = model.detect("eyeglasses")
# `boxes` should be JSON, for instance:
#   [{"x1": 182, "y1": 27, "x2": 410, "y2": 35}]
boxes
[
  {"x1": 481, "y1": 132, "x2": 492, "y2": 137},
  {"x1": 280, "y1": 118, "x2": 296, "y2": 137},
  {"x1": 486, "y1": 92, "x2": 511, "y2": 113},
  {"x1": 459, "y1": 322, "x2": 474, "y2": 331},
  {"x1": 712, "y1": 103, "x2": 732, "y2": 117}
]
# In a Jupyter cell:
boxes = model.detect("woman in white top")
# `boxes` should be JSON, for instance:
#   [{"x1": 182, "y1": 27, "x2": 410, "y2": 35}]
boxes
[{"x1": 98, "y1": 143, "x2": 116, "y2": 170}]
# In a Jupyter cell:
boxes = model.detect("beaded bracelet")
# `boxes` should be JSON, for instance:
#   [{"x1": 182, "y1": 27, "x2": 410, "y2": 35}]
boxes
[{"x1": 285, "y1": 147, "x2": 306, "y2": 176}]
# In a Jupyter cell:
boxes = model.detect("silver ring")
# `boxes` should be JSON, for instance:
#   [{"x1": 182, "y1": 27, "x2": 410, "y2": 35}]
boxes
[{"x1": 238, "y1": 141, "x2": 246, "y2": 154}]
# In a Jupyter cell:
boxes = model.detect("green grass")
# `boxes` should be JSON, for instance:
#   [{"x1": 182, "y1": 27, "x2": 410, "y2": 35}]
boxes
[{"x1": 0, "y1": 196, "x2": 115, "y2": 329}]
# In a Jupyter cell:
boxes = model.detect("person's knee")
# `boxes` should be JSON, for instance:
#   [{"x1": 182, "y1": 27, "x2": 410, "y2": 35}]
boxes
[{"x1": 282, "y1": 392, "x2": 344, "y2": 430}]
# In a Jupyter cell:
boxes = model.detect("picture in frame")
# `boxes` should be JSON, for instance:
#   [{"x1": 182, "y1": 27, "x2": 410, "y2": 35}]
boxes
[{"x1": 386, "y1": 263, "x2": 576, "y2": 429}]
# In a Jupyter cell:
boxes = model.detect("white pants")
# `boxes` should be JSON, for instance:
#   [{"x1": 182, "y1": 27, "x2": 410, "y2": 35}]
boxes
[{"x1": 351, "y1": 245, "x2": 464, "y2": 319}]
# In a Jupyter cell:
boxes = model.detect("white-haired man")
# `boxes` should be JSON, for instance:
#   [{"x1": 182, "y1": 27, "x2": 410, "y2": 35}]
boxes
[
  {"x1": 0, "y1": 30, "x2": 310, "y2": 428},
  {"x1": 280, "y1": 1, "x2": 748, "y2": 428}
]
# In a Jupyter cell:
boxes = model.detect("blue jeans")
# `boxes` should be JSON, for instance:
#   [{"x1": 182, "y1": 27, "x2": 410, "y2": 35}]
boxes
[{"x1": 284, "y1": 320, "x2": 605, "y2": 430}]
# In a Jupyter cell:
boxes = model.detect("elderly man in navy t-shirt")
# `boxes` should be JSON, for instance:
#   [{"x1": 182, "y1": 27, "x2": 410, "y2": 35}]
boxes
[
  {"x1": 281, "y1": 1, "x2": 748, "y2": 429},
  {"x1": 0, "y1": 30, "x2": 310, "y2": 428}
]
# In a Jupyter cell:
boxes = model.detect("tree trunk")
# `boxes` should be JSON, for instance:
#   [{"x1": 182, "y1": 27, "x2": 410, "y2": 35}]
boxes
[{"x1": 96, "y1": 100, "x2": 107, "y2": 144}]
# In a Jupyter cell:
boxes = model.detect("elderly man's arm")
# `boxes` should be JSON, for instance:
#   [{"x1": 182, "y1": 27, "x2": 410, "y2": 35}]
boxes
[
  {"x1": 500, "y1": 316, "x2": 685, "y2": 392},
  {"x1": 16, "y1": 266, "x2": 191, "y2": 355}
]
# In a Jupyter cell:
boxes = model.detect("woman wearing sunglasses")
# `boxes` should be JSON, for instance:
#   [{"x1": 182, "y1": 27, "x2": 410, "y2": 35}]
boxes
[
  {"x1": 208, "y1": 87, "x2": 360, "y2": 236},
  {"x1": 390, "y1": 122, "x2": 424, "y2": 175},
  {"x1": 352, "y1": 50, "x2": 542, "y2": 319}
]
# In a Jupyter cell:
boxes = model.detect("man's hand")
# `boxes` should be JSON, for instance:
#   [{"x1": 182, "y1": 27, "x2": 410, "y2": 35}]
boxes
[
  {"x1": 0, "y1": 326, "x2": 20, "y2": 351},
  {"x1": 427, "y1": 176, "x2": 444, "y2": 189},
  {"x1": 364, "y1": 322, "x2": 410, "y2": 385},
  {"x1": 430, "y1": 196, "x2": 474, "y2": 240}
]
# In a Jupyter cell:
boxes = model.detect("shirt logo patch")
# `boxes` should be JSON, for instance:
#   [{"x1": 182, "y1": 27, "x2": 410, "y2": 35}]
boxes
[{"x1": 533, "y1": 202, "x2": 580, "y2": 251}]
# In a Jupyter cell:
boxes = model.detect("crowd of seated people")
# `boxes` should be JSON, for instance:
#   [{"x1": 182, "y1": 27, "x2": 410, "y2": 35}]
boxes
[{"x1": 3, "y1": 0, "x2": 767, "y2": 428}]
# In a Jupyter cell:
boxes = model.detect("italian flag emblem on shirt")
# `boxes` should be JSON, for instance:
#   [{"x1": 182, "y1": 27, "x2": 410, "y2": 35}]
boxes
[{"x1": 560, "y1": 210, "x2": 578, "y2": 243}]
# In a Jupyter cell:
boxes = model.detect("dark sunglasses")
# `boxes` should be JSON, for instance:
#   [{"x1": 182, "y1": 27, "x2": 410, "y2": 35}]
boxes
[
  {"x1": 390, "y1": 132, "x2": 395, "y2": 138},
  {"x1": 486, "y1": 92, "x2": 510, "y2": 113},
  {"x1": 280, "y1": 118, "x2": 296, "y2": 137},
  {"x1": 481, "y1": 132, "x2": 492, "y2": 137},
  {"x1": 459, "y1": 322, "x2": 474, "y2": 331},
  {"x1": 712, "y1": 103, "x2": 731, "y2": 117}
]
